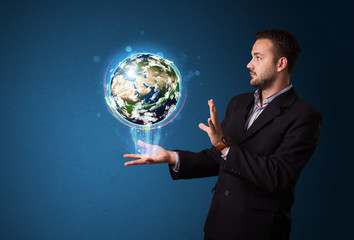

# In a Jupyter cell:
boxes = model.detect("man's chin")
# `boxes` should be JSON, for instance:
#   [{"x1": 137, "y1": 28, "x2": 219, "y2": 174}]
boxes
[
  {"x1": 251, "y1": 78, "x2": 275, "y2": 90},
  {"x1": 250, "y1": 79, "x2": 259, "y2": 88}
]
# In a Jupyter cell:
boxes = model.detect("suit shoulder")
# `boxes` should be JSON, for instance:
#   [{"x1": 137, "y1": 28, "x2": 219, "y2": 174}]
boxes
[
  {"x1": 294, "y1": 97, "x2": 321, "y2": 113},
  {"x1": 293, "y1": 97, "x2": 322, "y2": 119},
  {"x1": 229, "y1": 92, "x2": 253, "y2": 105}
]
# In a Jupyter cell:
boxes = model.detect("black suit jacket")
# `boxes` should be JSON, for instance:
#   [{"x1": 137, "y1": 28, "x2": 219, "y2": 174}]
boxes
[{"x1": 169, "y1": 88, "x2": 322, "y2": 240}]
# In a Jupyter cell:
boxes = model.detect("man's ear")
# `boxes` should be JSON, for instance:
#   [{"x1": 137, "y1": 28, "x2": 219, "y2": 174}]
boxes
[{"x1": 277, "y1": 57, "x2": 288, "y2": 72}]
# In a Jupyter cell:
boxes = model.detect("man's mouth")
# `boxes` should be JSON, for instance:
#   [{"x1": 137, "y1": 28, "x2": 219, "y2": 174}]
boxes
[{"x1": 250, "y1": 71, "x2": 256, "y2": 77}]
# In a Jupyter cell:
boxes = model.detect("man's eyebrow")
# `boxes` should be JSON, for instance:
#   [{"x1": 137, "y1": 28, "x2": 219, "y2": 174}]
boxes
[{"x1": 252, "y1": 52, "x2": 263, "y2": 56}]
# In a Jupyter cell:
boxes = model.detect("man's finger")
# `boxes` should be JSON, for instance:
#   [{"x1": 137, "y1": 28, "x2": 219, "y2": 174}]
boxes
[
  {"x1": 209, "y1": 99, "x2": 220, "y2": 125},
  {"x1": 199, "y1": 123, "x2": 210, "y2": 133},
  {"x1": 208, "y1": 118, "x2": 215, "y2": 130},
  {"x1": 137, "y1": 140, "x2": 155, "y2": 148},
  {"x1": 138, "y1": 140, "x2": 161, "y2": 152},
  {"x1": 124, "y1": 154, "x2": 143, "y2": 159},
  {"x1": 124, "y1": 158, "x2": 152, "y2": 166}
]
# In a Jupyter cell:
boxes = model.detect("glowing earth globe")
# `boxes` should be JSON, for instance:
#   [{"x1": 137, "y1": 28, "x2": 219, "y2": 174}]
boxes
[{"x1": 109, "y1": 54, "x2": 181, "y2": 125}]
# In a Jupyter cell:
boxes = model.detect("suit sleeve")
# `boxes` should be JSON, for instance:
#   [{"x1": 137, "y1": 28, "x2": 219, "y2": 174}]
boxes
[
  {"x1": 168, "y1": 99, "x2": 235, "y2": 180},
  {"x1": 169, "y1": 148, "x2": 221, "y2": 180},
  {"x1": 223, "y1": 109, "x2": 322, "y2": 193}
]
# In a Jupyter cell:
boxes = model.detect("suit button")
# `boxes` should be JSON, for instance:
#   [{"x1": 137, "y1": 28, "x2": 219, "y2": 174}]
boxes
[{"x1": 224, "y1": 190, "x2": 230, "y2": 196}]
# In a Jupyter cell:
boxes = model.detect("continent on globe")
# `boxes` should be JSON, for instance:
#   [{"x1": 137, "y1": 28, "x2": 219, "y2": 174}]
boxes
[{"x1": 109, "y1": 54, "x2": 181, "y2": 125}]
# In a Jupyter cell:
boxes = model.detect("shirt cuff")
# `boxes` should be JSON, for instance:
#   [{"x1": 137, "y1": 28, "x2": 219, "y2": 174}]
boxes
[
  {"x1": 171, "y1": 151, "x2": 180, "y2": 172},
  {"x1": 221, "y1": 147, "x2": 230, "y2": 160}
]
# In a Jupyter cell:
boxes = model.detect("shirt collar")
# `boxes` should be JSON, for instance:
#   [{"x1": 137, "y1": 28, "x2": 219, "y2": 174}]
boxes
[{"x1": 254, "y1": 84, "x2": 293, "y2": 107}]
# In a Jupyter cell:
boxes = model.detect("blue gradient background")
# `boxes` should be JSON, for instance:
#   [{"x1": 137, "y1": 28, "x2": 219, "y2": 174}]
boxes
[{"x1": 1, "y1": 0, "x2": 352, "y2": 239}]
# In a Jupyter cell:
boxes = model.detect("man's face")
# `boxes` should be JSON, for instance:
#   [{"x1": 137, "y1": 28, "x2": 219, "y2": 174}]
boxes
[{"x1": 247, "y1": 39, "x2": 278, "y2": 90}]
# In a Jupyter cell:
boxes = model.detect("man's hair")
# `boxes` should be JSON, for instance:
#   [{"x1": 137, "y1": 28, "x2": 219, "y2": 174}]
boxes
[{"x1": 255, "y1": 29, "x2": 301, "y2": 74}]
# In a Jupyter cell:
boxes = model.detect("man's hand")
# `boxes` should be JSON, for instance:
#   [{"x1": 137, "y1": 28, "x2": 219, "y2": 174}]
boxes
[
  {"x1": 123, "y1": 140, "x2": 176, "y2": 166},
  {"x1": 199, "y1": 99, "x2": 224, "y2": 146}
]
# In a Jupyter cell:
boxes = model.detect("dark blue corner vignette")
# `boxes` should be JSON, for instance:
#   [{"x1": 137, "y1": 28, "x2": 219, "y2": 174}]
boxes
[{"x1": 0, "y1": 0, "x2": 353, "y2": 239}]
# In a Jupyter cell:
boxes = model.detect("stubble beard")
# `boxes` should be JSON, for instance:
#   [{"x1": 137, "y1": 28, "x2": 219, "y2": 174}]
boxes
[
  {"x1": 249, "y1": 57, "x2": 280, "y2": 90},
  {"x1": 250, "y1": 68, "x2": 277, "y2": 90},
  {"x1": 250, "y1": 76, "x2": 276, "y2": 90}
]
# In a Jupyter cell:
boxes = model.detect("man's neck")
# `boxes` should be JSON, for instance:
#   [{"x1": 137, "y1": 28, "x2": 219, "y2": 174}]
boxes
[
  {"x1": 259, "y1": 82, "x2": 290, "y2": 106},
  {"x1": 259, "y1": 80, "x2": 291, "y2": 105}
]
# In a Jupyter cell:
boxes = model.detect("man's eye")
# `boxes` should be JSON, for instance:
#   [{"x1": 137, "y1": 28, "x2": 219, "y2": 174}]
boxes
[{"x1": 257, "y1": 57, "x2": 261, "y2": 61}]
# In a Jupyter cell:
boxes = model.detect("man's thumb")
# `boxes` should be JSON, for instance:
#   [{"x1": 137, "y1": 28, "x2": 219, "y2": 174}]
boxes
[{"x1": 199, "y1": 123, "x2": 209, "y2": 133}]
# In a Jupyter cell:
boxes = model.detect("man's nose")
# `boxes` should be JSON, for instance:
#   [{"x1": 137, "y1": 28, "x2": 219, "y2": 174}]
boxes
[{"x1": 247, "y1": 60, "x2": 253, "y2": 70}]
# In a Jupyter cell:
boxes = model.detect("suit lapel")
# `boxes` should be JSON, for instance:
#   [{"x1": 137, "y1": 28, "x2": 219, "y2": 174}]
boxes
[
  {"x1": 240, "y1": 88, "x2": 297, "y2": 143},
  {"x1": 231, "y1": 94, "x2": 254, "y2": 143},
  {"x1": 240, "y1": 102, "x2": 281, "y2": 143}
]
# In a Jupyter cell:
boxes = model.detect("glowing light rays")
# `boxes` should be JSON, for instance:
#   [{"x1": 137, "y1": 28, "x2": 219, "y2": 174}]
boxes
[{"x1": 130, "y1": 127, "x2": 162, "y2": 155}]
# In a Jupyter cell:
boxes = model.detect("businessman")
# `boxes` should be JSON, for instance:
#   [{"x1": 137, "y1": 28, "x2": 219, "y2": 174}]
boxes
[{"x1": 124, "y1": 29, "x2": 322, "y2": 240}]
